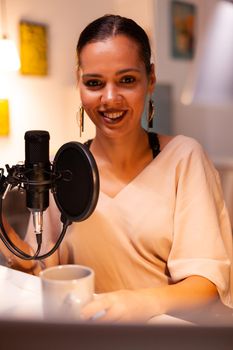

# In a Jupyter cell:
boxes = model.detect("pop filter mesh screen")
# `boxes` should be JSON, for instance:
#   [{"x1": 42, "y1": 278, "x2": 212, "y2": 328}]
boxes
[{"x1": 53, "y1": 143, "x2": 99, "y2": 222}]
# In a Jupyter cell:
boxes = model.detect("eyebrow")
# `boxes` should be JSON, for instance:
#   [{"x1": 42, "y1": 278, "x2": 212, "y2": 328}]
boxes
[
  {"x1": 82, "y1": 68, "x2": 141, "y2": 78},
  {"x1": 116, "y1": 68, "x2": 141, "y2": 75}
]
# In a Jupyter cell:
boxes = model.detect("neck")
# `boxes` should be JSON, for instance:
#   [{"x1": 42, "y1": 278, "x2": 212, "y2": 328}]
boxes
[{"x1": 91, "y1": 128, "x2": 150, "y2": 168}]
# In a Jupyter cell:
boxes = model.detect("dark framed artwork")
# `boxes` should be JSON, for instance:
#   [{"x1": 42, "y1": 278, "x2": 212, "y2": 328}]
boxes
[
  {"x1": 171, "y1": 1, "x2": 197, "y2": 59},
  {"x1": 19, "y1": 21, "x2": 48, "y2": 75}
]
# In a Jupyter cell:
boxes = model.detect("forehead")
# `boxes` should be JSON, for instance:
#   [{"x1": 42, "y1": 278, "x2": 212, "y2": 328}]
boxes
[{"x1": 79, "y1": 35, "x2": 144, "y2": 72}]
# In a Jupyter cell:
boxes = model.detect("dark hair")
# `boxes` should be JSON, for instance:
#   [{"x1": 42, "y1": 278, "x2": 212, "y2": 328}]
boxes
[{"x1": 77, "y1": 14, "x2": 152, "y2": 75}]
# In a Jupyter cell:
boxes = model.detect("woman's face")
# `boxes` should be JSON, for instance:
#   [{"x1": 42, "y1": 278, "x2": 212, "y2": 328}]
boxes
[{"x1": 78, "y1": 35, "x2": 155, "y2": 139}]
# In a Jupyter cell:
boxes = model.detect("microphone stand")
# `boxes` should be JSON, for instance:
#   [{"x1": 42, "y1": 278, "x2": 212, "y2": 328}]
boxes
[{"x1": 0, "y1": 164, "x2": 71, "y2": 260}]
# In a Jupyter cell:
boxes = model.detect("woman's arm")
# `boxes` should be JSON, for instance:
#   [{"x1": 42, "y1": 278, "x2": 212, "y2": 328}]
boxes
[{"x1": 80, "y1": 275, "x2": 218, "y2": 323}]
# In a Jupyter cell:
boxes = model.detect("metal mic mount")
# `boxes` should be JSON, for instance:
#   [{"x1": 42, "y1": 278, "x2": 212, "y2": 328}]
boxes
[
  {"x1": 1, "y1": 163, "x2": 50, "y2": 198},
  {"x1": 0, "y1": 163, "x2": 70, "y2": 261}
]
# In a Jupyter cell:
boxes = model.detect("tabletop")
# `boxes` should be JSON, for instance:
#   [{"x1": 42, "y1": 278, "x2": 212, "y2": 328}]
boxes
[
  {"x1": 0, "y1": 265, "x2": 43, "y2": 320},
  {"x1": 1, "y1": 264, "x2": 229, "y2": 326},
  {"x1": 0, "y1": 265, "x2": 195, "y2": 324}
]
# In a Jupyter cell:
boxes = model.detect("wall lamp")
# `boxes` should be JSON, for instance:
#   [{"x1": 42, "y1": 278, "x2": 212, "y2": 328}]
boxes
[{"x1": 0, "y1": 0, "x2": 20, "y2": 72}]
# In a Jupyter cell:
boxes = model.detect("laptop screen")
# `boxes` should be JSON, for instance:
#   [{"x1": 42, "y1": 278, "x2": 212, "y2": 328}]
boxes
[{"x1": 0, "y1": 319, "x2": 232, "y2": 350}]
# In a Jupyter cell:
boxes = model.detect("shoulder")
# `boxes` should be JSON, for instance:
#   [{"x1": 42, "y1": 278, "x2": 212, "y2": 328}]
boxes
[
  {"x1": 158, "y1": 134, "x2": 174, "y2": 151},
  {"x1": 158, "y1": 134, "x2": 205, "y2": 156},
  {"x1": 157, "y1": 134, "x2": 216, "y2": 174}
]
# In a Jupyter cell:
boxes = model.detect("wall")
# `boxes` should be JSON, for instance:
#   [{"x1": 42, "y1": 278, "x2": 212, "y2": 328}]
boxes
[
  {"x1": 0, "y1": 0, "x2": 155, "y2": 167},
  {"x1": 1, "y1": 0, "x2": 81, "y2": 164},
  {"x1": 0, "y1": 0, "x2": 232, "y2": 168},
  {"x1": 153, "y1": 0, "x2": 233, "y2": 161}
]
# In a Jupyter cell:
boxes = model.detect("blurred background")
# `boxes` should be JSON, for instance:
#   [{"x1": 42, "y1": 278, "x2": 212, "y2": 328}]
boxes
[{"x1": 0, "y1": 0, "x2": 233, "y2": 225}]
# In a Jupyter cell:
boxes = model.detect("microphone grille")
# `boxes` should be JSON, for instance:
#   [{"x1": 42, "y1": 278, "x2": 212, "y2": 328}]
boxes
[{"x1": 25, "y1": 130, "x2": 50, "y2": 164}]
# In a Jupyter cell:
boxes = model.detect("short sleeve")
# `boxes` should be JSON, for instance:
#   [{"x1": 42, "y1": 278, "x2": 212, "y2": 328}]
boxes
[{"x1": 167, "y1": 138, "x2": 233, "y2": 307}]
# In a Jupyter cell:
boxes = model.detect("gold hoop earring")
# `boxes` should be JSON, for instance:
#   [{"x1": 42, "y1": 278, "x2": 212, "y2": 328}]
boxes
[
  {"x1": 147, "y1": 99, "x2": 155, "y2": 129},
  {"x1": 76, "y1": 106, "x2": 84, "y2": 137}
]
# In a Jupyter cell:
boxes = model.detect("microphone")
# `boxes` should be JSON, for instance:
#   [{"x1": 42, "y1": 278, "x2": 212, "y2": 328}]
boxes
[
  {"x1": 0, "y1": 130, "x2": 99, "y2": 260},
  {"x1": 24, "y1": 130, "x2": 51, "y2": 236}
]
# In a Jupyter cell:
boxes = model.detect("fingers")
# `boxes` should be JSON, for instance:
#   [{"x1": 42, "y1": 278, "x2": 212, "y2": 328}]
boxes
[
  {"x1": 91, "y1": 309, "x2": 107, "y2": 321},
  {"x1": 80, "y1": 294, "x2": 108, "y2": 321},
  {"x1": 80, "y1": 293, "x2": 122, "y2": 323},
  {"x1": 80, "y1": 290, "x2": 152, "y2": 323}
]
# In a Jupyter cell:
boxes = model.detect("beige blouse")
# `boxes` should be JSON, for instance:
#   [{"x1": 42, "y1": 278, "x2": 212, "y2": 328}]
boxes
[{"x1": 26, "y1": 135, "x2": 233, "y2": 307}]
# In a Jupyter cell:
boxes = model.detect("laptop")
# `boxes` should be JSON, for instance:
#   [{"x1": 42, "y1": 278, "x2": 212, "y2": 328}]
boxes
[{"x1": 0, "y1": 318, "x2": 232, "y2": 350}]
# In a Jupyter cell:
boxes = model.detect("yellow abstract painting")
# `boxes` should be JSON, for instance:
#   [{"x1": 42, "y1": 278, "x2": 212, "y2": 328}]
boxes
[
  {"x1": 20, "y1": 21, "x2": 48, "y2": 75},
  {"x1": 0, "y1": 99, "x2": 9, "y2": 136}
]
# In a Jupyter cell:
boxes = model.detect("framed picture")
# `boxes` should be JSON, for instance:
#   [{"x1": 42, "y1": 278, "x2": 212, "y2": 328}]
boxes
[
  {"x1": 19, "y1": 21, "x2": 48, "y2": 75},
  {"x1": 171, "y1": 1, "x2": 197, "y2": 59}
]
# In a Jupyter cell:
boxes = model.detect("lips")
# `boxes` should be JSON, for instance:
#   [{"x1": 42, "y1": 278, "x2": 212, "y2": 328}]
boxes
[{"x1": 99, "y1": 110, "x2": 127, "y2": 123}]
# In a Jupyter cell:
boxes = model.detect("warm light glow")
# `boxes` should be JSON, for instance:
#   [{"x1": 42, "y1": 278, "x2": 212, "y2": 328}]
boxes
[
  {"x1": 181, "y1": 0, "x2": 233, "y2": 105},
  {"x1": 180, "y1": 85, "x2": 194, "y2": 106},
  {"x1": 0, "y1": 38, "x2": 21, "y2": 71}
]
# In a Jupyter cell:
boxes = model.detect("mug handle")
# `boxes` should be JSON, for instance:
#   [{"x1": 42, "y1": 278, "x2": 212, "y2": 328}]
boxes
[{"x1": 62, "y1": 293, "x2": 82, "y2": 318}]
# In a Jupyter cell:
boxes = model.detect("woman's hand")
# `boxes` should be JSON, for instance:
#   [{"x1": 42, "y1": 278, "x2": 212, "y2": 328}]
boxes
[
  {"x1": 80, "y1": 276, "x2": 218, "y2": 323},
  {"x1": 80, "y1": 289, "x2": 162, "y2": 323}
]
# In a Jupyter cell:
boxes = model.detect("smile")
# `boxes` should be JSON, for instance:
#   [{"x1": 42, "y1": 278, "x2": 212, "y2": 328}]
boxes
[
  {"x1": 99, "y1": 110, "x2": 126, "y2": 122},
  {"x1": 103, "y1": 111, "x2": 124, "y2": 119}
]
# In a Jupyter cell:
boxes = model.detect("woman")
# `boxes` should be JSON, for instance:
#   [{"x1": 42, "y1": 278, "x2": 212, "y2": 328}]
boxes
[{"x1": 1, "y1": 14, "x2": 233, "y2": 323}]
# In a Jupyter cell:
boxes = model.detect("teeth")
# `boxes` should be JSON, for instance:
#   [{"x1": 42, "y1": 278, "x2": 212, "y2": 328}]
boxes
[{"x1": 103, "y1": 112, "x2": 124, "y2": 119}]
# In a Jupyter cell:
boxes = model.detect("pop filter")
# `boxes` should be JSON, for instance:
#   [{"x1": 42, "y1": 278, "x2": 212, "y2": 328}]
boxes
[{"x1": 52, "y1": 142, "x2": 99, "y2": 223}]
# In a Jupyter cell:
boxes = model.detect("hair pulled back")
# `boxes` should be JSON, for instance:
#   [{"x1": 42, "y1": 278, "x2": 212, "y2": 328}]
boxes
[{"x1": 77, "y1": 14, "x2": 152, "y2": 75}]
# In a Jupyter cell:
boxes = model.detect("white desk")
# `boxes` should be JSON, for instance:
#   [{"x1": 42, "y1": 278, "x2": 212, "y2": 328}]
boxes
[
  {"x1": 0, "y1": 265, "x2": 43, "y2": 320},
  {"x1": 2, "y1": 268, "x2": 233, "y2": 350},
  {"x1": 0, "y1": 265, "x2": 196, "y2": 325},
  {"x1": 0, "y1": 265, "x2": 193, "y2": 324}
]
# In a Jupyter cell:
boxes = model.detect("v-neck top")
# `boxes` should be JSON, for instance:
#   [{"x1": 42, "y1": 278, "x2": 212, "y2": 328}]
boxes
[{"x1": 26, "y1": 135, "x2": 233, "y2": 307}]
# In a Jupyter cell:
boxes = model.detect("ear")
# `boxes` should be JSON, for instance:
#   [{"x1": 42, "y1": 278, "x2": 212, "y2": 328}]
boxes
[{"x1": 148, "y1": 63, "x2": 156, "y2": 94}]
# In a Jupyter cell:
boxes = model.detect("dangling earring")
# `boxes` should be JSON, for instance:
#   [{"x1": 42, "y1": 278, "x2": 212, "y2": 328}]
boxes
[
  {"x1": 147, "y1": 99, "x2": 155, "y2": 129},
  {"x1": 76, "y1": 106, "x2": 84, "y2": 137}
]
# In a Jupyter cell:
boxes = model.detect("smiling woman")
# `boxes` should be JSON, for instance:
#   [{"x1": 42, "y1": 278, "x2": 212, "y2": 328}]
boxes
[
  {"x1": 0, "y1": 14, "x2": 232, "y2": 324},
  {"x1": 77, "y1": 35, "x2": 155, "y2": 141}
]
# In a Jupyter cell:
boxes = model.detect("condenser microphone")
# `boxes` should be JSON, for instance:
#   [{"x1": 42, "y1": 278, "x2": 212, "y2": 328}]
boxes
[
  {"x1": 0, "y1": 130, "x2": 99, "y2": 260},
  {"x1": 24, "y1": 130, "x2": 51, "y2": 236}
]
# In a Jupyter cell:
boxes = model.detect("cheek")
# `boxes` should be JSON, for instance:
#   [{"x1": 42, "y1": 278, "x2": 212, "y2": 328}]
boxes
[
  {"x1": 130, "y1": 86, "x2": 148, "y2": 108},
  {"x1": 80, "y1": 90, "x2": 98, "y2": 111}
]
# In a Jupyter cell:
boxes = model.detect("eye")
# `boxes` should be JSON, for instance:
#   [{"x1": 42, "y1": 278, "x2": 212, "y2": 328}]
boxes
[
  {"x1": 84, "y1": 79, "x2": 103, "y2": 88},
  {"x1": 120, "y1": 76, "x2": 136, "y2": 84}
]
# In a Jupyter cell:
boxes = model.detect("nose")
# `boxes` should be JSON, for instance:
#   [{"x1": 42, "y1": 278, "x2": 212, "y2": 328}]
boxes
[{"x1": 100, "y1": 84, "x2": 122, "y2": 105}]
